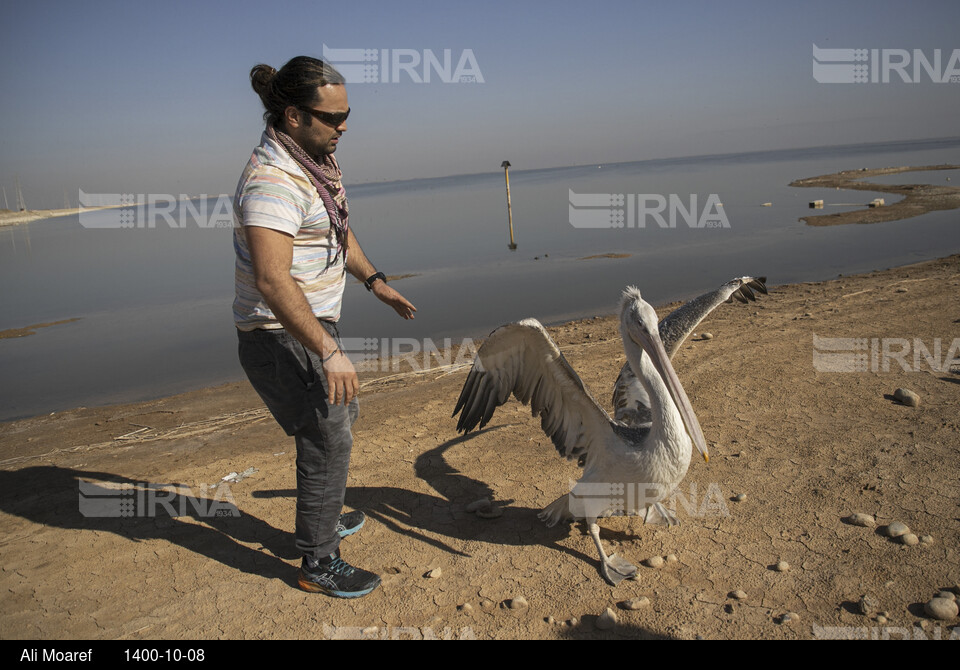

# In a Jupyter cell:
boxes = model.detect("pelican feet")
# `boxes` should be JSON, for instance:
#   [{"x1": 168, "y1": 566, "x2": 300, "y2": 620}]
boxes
[
  {"x1": 643, "y1": 502, "x2": 680, "y2": 527},
  {"x1": 538, "y1": 493, "x2": 574, "y2": 527},
  {"x1": 601, "y1": 554, "x2": 638, "y2": 586}
]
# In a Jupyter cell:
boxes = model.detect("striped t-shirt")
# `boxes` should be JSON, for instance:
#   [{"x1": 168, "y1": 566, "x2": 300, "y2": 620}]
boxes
[{"x1": 233, "y1": 131, "x2": 347, "y2": 331}]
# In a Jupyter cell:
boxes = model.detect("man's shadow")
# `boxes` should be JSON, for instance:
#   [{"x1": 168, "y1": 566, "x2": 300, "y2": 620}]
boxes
[{"x1": 0, "y1": 466, "x2": 298, "y2": 585}]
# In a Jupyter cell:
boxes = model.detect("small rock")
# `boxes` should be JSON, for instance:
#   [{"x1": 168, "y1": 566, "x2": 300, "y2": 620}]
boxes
[
  {"x1": 643, "y1": 556, "x2": 665, "y2": 569},
  {"x1": 884, "y1": 521, "x2": 910, "y2": 538},
  {"x1": 506, "y1": 596, "x2": 528, "y2": 610},
  {"x1": 899, "y1": 533, "x2": 919, "y2": 546},
  {"x1": 937, "y1": 591, "x2": 957, "y2": 602},
  {"x1": 465, "y1": 498, "x2": 491, "y2": 512},
  {"x1": 457, "y1": 603, "x2": 473, "y2": 613},
  {"x1": 545, "y1": 615, "x2": 555, "y2": 624},
  {"x1": 858, "y1": 594, "x2": 879, "y2": 616},
  {"x1": 362, "y1": 626, "x2": 378, "y2": 635},
  {"x1": 480, "y1": 599, "x2": 495, "y2": 610},
  {"x1": 476, "y1": 505, "x2": 503, "y2": 519},
  {"x1": 620, "y1": 597, "x2": 650, "y2": 610},
  {"x1": 596, "y1": 608, "x2": 618, "y2": 630},
  {"x1": 425, "y1": 567, "x2": 442, "y2": 579},
  {"x1": 920, "y1": 534, "x2": 934, "y2": 545},
  {"x1": 729, "y1": 590, "x2": 748, "y2": 601},
  {"x1": 665, "y1": 553, "x2": 678, "y2": 564},
  {"x1": 566, "y1": 617, "x2": 578, "y2": 627},
  {"x1": 876, "y1": 615, "x2": 888, "y2": 625},
  {"x1": 775, "y1": 561, "x2": 790, "y2": 573},
  {"x1": 701, "y1": 332, "x2": 714, "y2": 340},
  {"x1": 893, "y1": 388, "x2": 919, "y2": 407},
  {"x1": 845, "y1": 513, "x2": 876, "y2": 527},
  {"x1": 734, "y1": 493, "x2": 747, "y2": 502},
  {"x1": 924, "y1": 597, "x2": 959, "y2": 621},
  {"x1": 780, "y1": 612, "x2": 800, "y2": 624}
]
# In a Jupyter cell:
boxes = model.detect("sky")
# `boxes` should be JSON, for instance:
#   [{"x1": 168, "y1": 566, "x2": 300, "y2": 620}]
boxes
[{"x1": 1, "y1": 0, "x2": 958, "y2": 209}]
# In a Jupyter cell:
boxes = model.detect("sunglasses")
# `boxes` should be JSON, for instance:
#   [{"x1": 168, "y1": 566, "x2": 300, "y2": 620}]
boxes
[{"x1": 298, "y1": 106, "x2": 350, "y2": 127}]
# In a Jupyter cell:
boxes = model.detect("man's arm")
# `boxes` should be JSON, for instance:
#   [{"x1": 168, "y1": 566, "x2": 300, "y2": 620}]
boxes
[
  {"x1": 244, "y1": 225, "x2": 359, "y2": 406},
  {"x1": 345, "y1": 228, "x2": 417, "y2": 320}
]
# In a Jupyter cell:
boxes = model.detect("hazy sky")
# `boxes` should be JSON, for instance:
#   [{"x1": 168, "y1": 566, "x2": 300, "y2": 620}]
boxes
[{"x1": 1, "y1": 0, "x2": 958, "y2": 209}]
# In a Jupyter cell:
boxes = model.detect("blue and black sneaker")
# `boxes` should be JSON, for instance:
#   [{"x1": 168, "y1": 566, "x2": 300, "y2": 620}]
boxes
[
  {"x1": 336, "y1": 510, "x2": 365, "y2": 538},
  {"x1": 298, "y1": 551, "x2": 381, "y2": 598}
]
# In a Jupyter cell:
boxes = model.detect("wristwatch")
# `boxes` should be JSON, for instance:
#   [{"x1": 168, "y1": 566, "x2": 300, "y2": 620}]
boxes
[{"x1": 364, "y1": 271, "x2": 387, "y2": 291}]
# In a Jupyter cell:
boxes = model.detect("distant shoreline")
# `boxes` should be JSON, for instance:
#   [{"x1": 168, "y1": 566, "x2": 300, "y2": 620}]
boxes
[
  {"x1": 0, "y1": 204, "x2": 129, "y2": 228},
  {"x1": 791, "y1": 164, "x2": 960, "y2": 226}
]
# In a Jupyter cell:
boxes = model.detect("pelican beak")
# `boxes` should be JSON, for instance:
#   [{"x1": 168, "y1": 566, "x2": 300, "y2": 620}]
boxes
[{"x1": 639, "y1": 328, "x2": 710, "y2": 464}]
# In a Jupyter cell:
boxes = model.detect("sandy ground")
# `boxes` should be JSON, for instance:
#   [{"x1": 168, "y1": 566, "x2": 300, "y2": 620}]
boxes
[{"x1": 1, "y1": 254, "x2": 958, "y2": 640}]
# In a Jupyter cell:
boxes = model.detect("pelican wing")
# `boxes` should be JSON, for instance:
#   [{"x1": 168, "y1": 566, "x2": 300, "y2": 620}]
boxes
[
  {"x1": 453, "y1": 319, "x2": 617, "y2": 463},
  {"x1": 612, "y1": 276, "x2": 767, "y2": 426},
  {"x1": 659, "y1": 276, "x2": 767, "y2": 357}
]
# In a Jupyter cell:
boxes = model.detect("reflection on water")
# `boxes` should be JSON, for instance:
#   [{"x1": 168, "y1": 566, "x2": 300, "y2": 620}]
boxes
[{"x1": 2, "y1": 137, "x2": 959, "y2": 420}]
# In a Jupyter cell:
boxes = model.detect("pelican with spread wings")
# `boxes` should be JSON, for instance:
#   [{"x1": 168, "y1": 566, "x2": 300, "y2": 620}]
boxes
[{"x1": 453, "y1": 277, "x2": 766, "y2": 585}]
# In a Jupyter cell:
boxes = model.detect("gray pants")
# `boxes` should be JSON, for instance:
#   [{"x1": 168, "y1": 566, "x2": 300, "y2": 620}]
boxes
[{"x1": 237, "y1": 321, "x2": 358, "y2": 560}]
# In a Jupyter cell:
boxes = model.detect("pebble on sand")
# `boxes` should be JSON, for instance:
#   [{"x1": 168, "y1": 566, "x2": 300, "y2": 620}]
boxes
[
  {"x1": 920, "y1": 534, "x2": 934, "y2": 545},
  {"x1": 643, "y1": 556, "x2": 665, "y2": 569},
  {"x1": 899, "y1": 533, "x2": 919, "y2": 546},
  {"x1": 893, "y1": 388, "x2": 920, "y2": 407},
  {"x1": 774, "y1": 561, "x2": 790, "y2": 573},
  {"x1": 924, "y1": 597, "x2": 959, "y2": 621},
  {"x1": 729, "y1": 590, "x2": 748, "y2": 601},
  {"x1": 857, "y1": 594, "x2": 879, "y2": 616},
  {"x1": 476, "y1": 506, "x2": 503, "y2": 519},
  {"x1": 733, "y1": 493, "x2": 747, "y2": 502},
  {"x1": 425, "y1": 567, "x2": 442, "y2": 579},
  {"x1": 936, "y1": 591, "x2": 956, "y2": 602},
  {"x1": 780, "y1": 612, "x2": 800, "y2": 624},
  {"x1": 506, "y1": 596, "x2": 528, "y2": 610},
  {"x1": 596, "y1": 608, "x2": 618, "y2": 630},
  {"x1": 665, "y1": 553, "x2": 678, "y2": 564},
  {"x1": 845, "y1": 513, "x2": 876, "y2": 528},
  {"x1": 884, "y1": 521, "x2": 910, "y2": 538},
  {"x1": 465, "y1": 498, "x2": 491, "y2": 512},
  {"x1": 620, "y1": 597, "x2": 651, "y2": 610}
]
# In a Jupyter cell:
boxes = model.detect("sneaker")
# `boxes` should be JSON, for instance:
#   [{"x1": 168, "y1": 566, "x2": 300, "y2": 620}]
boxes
[
  {"x1": 336, "y1": 510, "x2": 365, "y2": 538},
  {"x1": 298, "y1": 552, "x2": 381, "y2": 598}
]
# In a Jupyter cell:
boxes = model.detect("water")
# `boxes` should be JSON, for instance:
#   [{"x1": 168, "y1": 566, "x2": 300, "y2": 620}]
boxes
[{"x1": 2, "y1": 137, "x2": 959, "y2": 421}]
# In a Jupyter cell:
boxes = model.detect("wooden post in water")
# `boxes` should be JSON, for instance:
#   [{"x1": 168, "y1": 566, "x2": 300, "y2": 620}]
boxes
[
  {"x1": 501, "y1": 161, "x2": 516, "y2": 250},
  {"x1": 15, "y1": 176, "x2": 26, "y2": 212}
]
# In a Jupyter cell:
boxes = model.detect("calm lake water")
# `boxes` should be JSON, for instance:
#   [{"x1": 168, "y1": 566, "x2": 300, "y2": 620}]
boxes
[{"x1": 2, "y1": 137, "x2": 959, "y2": 421}]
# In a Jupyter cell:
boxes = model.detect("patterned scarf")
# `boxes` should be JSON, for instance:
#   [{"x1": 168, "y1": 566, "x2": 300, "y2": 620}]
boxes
[{"x1": 267, "y1": 125, "x2": 349, "y2": 268}]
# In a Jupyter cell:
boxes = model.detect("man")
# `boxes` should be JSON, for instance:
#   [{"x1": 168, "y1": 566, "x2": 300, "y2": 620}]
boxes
[{"x1": 234, "y1": 56, "x2": 416, "y2": 598}]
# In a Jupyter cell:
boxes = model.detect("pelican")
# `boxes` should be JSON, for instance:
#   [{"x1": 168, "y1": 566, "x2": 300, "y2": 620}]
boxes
[{"x1": 453, "y1": 277, "x2": 767, "y2": 585}]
